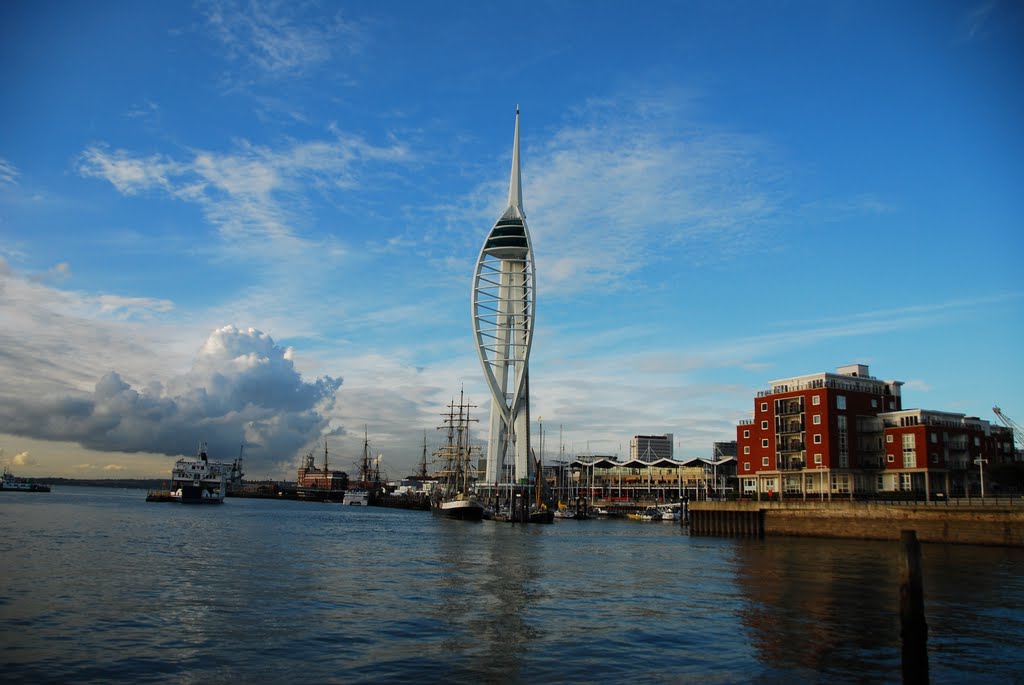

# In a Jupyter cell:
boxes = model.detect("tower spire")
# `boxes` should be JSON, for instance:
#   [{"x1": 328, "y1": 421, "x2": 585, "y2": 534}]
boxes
[{"x1": 507, "y1": 106, "x2": 523, "y2": 217}]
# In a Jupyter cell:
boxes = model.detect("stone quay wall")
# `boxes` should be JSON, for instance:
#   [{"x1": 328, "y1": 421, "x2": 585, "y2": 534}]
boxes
[{"x1": 688, "y1": 500, "x2": 1024, "y2": 547}]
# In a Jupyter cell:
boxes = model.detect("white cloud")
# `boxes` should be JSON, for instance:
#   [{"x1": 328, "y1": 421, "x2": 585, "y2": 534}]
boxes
[
  {"x1": 12, "y1": 451, "x2": 36, "y2": 466},
  {"x1": 0, "y1": 158, "x2": 18, "y2": 186},
  {"x1": 0, "y1": 324, "x2": 340, "y2": 472},
  {"x1": 903, "y1": 380, "x2": 933, "y2": 393},
  {"x1": 78, "y1": 132, "x2": 411, "y2": 258},
  {"x1": 202, "y1": 0, "x2": 366, "y2": 79},
  {"x1": 959, "y1": 1, "x2": 998, "y2": 42},
  {"x1": 438, "y1": 97, "x2": 786, "y2": 298}
]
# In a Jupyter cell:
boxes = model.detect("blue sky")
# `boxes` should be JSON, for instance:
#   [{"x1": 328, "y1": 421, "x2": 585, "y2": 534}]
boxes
[{"x1": 1, "y1": 0, "x2": 1021, "y2": 479}]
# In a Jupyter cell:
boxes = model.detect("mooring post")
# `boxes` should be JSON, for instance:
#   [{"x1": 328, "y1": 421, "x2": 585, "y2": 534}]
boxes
[{"x1": 900, "y1": 529, "x2": 929, "y2": 684}]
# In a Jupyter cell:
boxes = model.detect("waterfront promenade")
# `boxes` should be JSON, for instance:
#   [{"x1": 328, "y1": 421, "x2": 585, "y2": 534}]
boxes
[{"x1": 689, "y1": 498, "x2": 1024, "y2": 546}]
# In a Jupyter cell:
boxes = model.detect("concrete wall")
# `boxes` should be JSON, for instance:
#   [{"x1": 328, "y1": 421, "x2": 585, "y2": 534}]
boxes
[{"x1": 689, "y1": 501, "x2": 1024, "y2": 546}]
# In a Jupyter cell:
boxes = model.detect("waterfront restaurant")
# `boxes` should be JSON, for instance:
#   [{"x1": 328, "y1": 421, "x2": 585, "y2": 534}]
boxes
[{"x1": 560, "y1": 457, "x2": 710, "y2": 503}]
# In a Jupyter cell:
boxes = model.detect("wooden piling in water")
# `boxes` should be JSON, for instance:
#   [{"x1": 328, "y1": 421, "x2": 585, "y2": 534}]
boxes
[{"x1": 900, "y1": 529, "x2": 929, "y2": 685}]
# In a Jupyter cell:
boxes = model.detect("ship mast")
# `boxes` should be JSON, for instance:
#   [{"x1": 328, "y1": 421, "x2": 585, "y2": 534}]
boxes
[{"x1": 419, "y1": 430, "x2": 429, "y2": 478}]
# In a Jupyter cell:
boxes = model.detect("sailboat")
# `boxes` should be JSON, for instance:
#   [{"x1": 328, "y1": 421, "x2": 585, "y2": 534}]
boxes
[
  {"x1": 431, "y1": 390, "x2": 485, "y2": 521},
  {"x1": 345, "y1": 427, "x2": 383, "y2": 505}
]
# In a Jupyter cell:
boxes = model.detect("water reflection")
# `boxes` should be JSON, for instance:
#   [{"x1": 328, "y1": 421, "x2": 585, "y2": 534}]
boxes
[
  {"x1": 734, "y1": 538, "x2": 902, "y2": 677},
  {"x1": 3, "y1": 490, "x2": 1024, "y2": 684}
]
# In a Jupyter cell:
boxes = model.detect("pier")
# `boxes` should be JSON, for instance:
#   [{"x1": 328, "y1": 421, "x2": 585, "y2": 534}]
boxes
[{"x1": 688, "y1": 499, "x2": 1024, "y2": 546}]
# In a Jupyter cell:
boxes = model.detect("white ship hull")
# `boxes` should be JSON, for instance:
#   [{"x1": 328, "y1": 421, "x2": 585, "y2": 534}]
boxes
[
  {"x1": 432, "y1": 497, "x2": 484, "y2": 521},
  {"x1": 343, "y1": 490, "x2": 369, "y2": 506}
]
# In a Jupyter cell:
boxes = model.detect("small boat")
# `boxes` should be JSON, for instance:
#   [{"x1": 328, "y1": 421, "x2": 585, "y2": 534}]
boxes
[
  {"x1": 343, "y1": 489, "x2": 369, "y2": 506},
  {"x1": 657, "y1": 505, "x2": 681, "y2": 521},
  {"x1": 1, "y1": 466, "x2": 50, "y2": 492},
  {"x1": 168, "y1": 443, "x2": 228, "y2": 504},
  {"x1": 628, "y1": 506, "x2": 664, "y2": 521}
]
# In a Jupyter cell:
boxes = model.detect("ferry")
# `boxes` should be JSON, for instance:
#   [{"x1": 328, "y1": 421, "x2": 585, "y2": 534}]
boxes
[
  {"x1": 342, "y1": 489, "x2": 369, "y2": 506},
  {"x1": 169, "y1": 444, "x2": 229, "y2": 504},
  {"x1": 1, "y1": 466, "x2": 50, "y2": 492}
]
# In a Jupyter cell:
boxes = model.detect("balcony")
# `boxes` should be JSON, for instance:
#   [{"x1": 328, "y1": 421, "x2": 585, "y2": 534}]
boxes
[
  {"x1": 776, "y1": 400, "x2": 804, "y2": 416},
  {"x1": 777, "y1": 420, "x2": 804, "y2": 435},
  {"x1": 779, "y1": 458, "x2": 805, "y2": 471},
  {"x1": 777, "y1": 442, "x2": 805, "y2": 455},
  {"x1": 859, "y1": 456, "x2": 885, "y2": 469}
]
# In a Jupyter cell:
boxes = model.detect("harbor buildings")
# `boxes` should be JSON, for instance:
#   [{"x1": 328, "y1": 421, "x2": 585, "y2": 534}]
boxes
[
  {"x1": 295, "y1": 445, "x2": 348, "y2": 501},
  {"x1": 736, "y1": 364, "x2": 1016, "y2": 499},
  {"x1": 630, "y1": 434, "x2": 674, "y2": 461},
  {"x1": 713, "y1": 441, "x2": 737, "y2": 459},
  {"x1": 473, "y1": 108, "x2": 536, "y2": 486}
]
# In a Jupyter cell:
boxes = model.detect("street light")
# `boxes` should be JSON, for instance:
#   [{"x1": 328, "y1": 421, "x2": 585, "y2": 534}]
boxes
[{"x1": 975, "y1": 457, "x2": 989, "y2": 498}]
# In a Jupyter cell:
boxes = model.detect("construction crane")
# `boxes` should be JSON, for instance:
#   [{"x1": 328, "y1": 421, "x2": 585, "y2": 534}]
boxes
[{"x1": 992, "y1": 406, "x2": 1024, "y2": 452}]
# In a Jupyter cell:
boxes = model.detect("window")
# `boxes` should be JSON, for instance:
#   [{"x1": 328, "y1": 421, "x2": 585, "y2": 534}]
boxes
[
  {"x1": 743, "y1": 446, "x2": 750, "y2": 455},
  {"x1": 974, "y1": 437, "x2": 981, "y2": 447},
  {"x1": 930, "y1": 433, "x2": 938, "y2": 444},
  {"x1": 814, "y1": 453, "x2": 822, "y2": 464},
  {"x1": 761, "y1": 439, "x2": 769, "y2": 448},
  {"x1": 931, "y1": 453, "x2": 938, "y2": 464},
  {"x1": 900, "y1": 473, "x2": 912, "y2": 491},
  {"x1": 837, "y1": 415, "x2": 848, "y2": 468},
  {"x1": 902, "y1": 433, "x2": 916, "y2": 468},
  {"x1": 813, "y1": 434, "x2": 822, "y2": 444},
  {"x1": 762, "y1": 457, "x2": 770, "y2": 467},
  {"x1": 760, "y1": 402, "x2": 768, "y2": 412},
  {"x1": 887, "y1": 454, "x2": 895, "y2": 463},
  {"x1": 837, "y1": 395, "x2": 847, "y2": 410},
  {"x1": 871, "y1": 398, "x2": 878, "y2": 408},
  {"x1": 812, "y1": 395, "x2": 820, "y2": 406},
  {"x1": 743, "y1": 430, "x2": 750, "y2": 439},
  {"x1": 761, "y1": 420, "x2": 768, "y2": 430},
  {"x1": 813, "y1": 415, "x2": 821, "y2": 425},
  {"x1": 743, "y1": 463, "x2": 751, "y2": 472},
  {"x1": 887, "y1": 434, "x2": 893, "y2": 443}
]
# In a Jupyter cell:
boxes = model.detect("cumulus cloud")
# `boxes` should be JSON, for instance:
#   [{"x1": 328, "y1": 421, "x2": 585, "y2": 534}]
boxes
[
  {"x1": 0, "y1": 325, "x2": 341, "y2": 469},
  {"x1": 12, "y1": 451, "x2": 37, "y2": 466}
]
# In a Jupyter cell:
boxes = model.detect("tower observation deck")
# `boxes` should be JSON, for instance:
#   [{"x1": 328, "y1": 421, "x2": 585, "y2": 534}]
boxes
[{"x1": 472, "y1": 107, "x2": 536, "y2": 487}]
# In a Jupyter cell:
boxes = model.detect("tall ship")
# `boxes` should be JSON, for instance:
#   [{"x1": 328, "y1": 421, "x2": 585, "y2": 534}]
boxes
[
  {"x1": 431, "y1": 391, "x2": 485, "y2": 521},
  {"x1": 1, "y1": 466, "x2": 51, "y2": 492},
  {"x1": 168, "y1": 443, "x2": 242, "y2": 504},
  {"x1": 344, "y1": 428, "x2": 384, "y2": 506},
  {"x1": 296, "y1": 440, "x2": 348, "y2": 502}
]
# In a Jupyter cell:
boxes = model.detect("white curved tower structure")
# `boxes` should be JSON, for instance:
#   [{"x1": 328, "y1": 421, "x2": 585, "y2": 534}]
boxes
[{"x1": 473, "y1": 107, "x2": 536, "y2": 487}]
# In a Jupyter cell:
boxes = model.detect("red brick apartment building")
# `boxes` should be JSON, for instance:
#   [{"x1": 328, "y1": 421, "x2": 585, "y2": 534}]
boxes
[{"x1": 736, "y1": 364, "x2": 1016, "y2": 499}]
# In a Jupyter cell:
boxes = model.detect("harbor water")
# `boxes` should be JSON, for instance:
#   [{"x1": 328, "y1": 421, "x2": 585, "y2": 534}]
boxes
[{"x1": 2, "y1": 487, "x2": 1022, "y2": 683}]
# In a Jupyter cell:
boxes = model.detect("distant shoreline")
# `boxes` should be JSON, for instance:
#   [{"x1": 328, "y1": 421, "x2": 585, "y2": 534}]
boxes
[
  {"x1": 31, "y1": 478, "x2": 168, "y2": 490},
  {"x1": 32, "y1": 477, "x2": 287, "y2": 490}
]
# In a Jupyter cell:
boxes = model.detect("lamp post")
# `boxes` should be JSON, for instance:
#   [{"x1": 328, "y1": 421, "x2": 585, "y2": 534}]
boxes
[{"x1": 975, "y1": 457, "x2": 988, "y2": 498}]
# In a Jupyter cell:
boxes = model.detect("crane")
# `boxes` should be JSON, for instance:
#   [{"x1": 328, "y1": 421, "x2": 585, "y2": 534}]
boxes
[{"x1": 992, "y1": 406, "x2": 1024, "y2": 453}]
